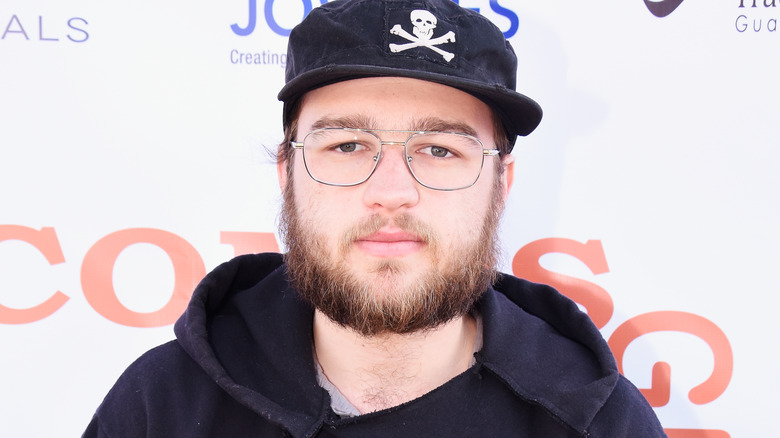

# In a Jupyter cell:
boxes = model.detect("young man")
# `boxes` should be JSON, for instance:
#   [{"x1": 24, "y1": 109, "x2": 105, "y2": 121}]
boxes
[{"x1": 85, "y1": 0, "x2": 667, "y2": 436}]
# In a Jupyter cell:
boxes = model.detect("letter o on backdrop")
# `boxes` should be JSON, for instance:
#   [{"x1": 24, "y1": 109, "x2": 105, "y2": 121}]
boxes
[{"x1": 81, "y1": 228, "x2": 205, "y2": 327}]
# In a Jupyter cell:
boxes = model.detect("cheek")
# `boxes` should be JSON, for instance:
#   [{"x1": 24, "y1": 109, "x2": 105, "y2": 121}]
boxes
[
  {"x1": 291, "y1": 167, "x2": 361, "y2": 247},
  {"x1": 443, "y1": 171, "x2": 498, "y2": 242},
  {"x1": 290, "y1": 160, "x2": 325, "y2": 227},
  {"x1": 431, "y1": 194, "x2": 491, "y2": 243}
]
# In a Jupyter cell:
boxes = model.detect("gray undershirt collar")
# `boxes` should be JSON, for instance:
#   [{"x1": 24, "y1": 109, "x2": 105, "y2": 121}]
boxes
[{"x1": 314, "y1": 312, "x2": 484, "y2": 418}]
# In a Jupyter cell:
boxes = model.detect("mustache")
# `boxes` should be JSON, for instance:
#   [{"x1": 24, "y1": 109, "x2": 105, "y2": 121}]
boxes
[{"x1": 338, "y1": 213, "x2": 437, "y2": 254}]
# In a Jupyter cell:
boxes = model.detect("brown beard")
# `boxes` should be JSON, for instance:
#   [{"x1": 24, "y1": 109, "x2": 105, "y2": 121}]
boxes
[{"x1": 280, "y1": 172, "x2": 504, "y2": 337}]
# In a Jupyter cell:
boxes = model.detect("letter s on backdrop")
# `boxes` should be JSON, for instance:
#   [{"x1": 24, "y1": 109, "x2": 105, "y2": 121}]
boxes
[{"x1": 512, "y1": 238, "x2": 614, "y2": 329}]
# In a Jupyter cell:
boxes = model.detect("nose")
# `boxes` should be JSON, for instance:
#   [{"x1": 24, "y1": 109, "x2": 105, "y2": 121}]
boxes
[{"x1": 362, "y1": 144, "x2": 420, "y2": 212}]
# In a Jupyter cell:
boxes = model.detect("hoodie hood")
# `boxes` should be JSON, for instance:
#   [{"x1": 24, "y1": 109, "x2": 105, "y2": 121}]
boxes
[
  {"x1": 174, "y1": 253, "x2": 619, "y2": 436},
  {"x1": 483, "y1": 274, "x2": 619, "y2": 431},
  {"x1": 175, "y1": 253, "x2": 327, "y2": 437}
]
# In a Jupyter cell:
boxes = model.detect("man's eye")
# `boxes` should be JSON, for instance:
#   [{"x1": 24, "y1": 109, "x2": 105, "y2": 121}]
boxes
[
  {"x1": 335, "y1": 142, "x2": 361, "y2": 153},
  {"x1": 423, "y1": 146, "x2": 453, "y2": 158}
]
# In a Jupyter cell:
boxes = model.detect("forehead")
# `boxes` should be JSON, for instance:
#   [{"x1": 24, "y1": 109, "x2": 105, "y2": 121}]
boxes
[{"x1": 296, "y1": 77, "x2": 495, "y2": 139}]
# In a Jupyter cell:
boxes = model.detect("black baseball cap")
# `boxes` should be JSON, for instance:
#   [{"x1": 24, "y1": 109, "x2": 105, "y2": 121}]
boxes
[{"x1": 278, "y1": 0, "x2": 542, "y2": 151}]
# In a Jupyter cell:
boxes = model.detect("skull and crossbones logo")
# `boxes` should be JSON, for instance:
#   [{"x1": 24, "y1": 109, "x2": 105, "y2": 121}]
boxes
[{"x1": 389, "y1": 10, "x2": 456, "y2": 62}]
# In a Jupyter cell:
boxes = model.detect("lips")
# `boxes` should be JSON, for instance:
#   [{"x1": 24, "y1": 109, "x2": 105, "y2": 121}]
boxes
[{"x1": 354, "y1": 228, "x2": 426, "y2": 257}]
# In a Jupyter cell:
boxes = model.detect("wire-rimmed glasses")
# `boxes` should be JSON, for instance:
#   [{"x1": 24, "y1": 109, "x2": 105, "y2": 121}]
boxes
[{"x1": 290, "y1": 128, "x2": 498, "y2": 191}]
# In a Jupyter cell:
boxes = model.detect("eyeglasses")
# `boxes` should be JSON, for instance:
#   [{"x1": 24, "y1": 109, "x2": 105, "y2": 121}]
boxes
[{"x1": 290, "y1": 128, "x2": 499, "y2": 191}]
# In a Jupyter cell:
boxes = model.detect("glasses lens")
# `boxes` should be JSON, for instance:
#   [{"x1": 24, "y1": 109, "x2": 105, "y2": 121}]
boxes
[
  {"x1": 302, "y1": 129, "x2": 380, "y2": 185},
  {"x1": 405, "y1": 132, "x2": 485, "y2": 190}
]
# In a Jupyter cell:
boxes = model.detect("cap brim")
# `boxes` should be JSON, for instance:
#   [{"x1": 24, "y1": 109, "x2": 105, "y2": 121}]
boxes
[{"x1": 278, "y1": 64, "x2": 542, "y2": 141}]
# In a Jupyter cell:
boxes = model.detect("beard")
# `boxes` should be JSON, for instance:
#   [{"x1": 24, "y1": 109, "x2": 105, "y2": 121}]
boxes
[{"x1": 280, "y1": 173, "x2": 505, "y2": 337}]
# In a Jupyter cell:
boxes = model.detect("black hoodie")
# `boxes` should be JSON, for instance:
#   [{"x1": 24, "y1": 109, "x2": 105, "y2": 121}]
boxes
[{"x1": 84, "y1": 253, "x2": 666, "y2": 437}]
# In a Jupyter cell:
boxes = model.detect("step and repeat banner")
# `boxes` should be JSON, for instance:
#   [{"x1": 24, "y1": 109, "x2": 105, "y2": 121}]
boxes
[{"x1": 2, "y1": 1, "x2": 778, "y2": 436}]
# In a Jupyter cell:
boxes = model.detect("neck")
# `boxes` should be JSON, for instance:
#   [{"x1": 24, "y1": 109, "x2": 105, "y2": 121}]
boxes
[{"x1": 313, "y1": 310, "x2": 477, "y2": 414}]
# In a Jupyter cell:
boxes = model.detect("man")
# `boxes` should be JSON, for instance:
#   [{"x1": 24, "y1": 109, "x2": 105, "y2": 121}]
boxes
[{"x1": 85, "y1": 0, "x2": 667, "y2": 436}]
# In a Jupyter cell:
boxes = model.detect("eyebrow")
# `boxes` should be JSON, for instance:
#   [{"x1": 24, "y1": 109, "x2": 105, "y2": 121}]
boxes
[
  {"x1": 413, "y1": 117, "x2": 479, "y2": 137},
  {"x1": 309, "y1": 115, "x2": 479, "y2": 137},
  {"x1": 311, "y1": 115, "x2": 377, "y2": 131}
]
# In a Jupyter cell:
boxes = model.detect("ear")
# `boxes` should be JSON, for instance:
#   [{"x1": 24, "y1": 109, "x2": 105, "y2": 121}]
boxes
[
  {"x1": 500, "y1": 154, "x2": 515, "y2": 200},
  {"x1": 277, "y1": 157, "x2": 288, "y2": 192}
]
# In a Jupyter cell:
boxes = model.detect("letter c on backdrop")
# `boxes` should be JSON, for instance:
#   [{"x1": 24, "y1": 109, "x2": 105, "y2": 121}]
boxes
[{"x1": 0, "y1": 225, "x2": 69, "y2": 324}]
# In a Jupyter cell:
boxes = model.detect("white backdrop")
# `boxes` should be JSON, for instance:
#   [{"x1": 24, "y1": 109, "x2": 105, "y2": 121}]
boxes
[{"x1": 2, "y1": 1, "x2": 778, "y2": 437}]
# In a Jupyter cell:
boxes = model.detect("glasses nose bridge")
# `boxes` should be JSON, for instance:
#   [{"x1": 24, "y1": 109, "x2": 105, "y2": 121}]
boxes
[
  {"x1": 379, "y1": 140, "x2": 407, "y2": 147},
  {"x1": 373, "y1": 130, "x2": 413, "y2": 159},
  {"x1": 372, "y1": 128, "x2": 414, "y2": 146},
  {"x1": 377, "y1": 139, "x2": 409, "y2": 157},
  {"x1": 370, "y1": 136, "x2": 414, "y2": 180}
]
